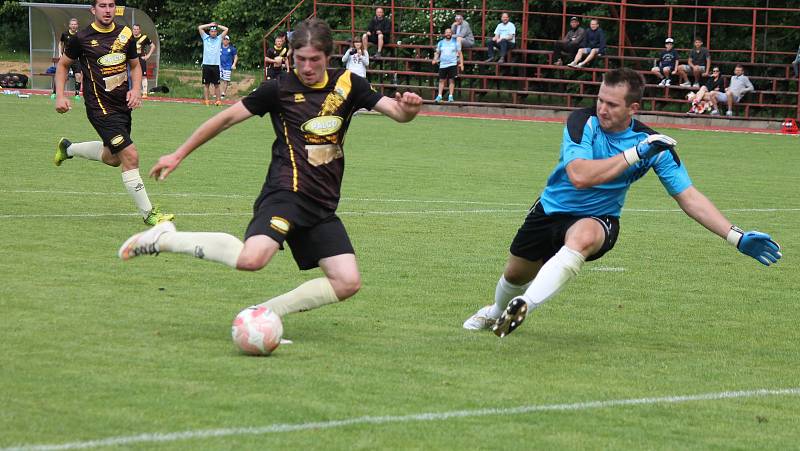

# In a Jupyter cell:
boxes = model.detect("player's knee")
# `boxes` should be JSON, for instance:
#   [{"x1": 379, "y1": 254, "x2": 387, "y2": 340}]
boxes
[
  {"x1": 236, "y1": 254, "x2": 267, "y2": 271},
  {"x1": 331, "y1": 274, "x2": 361, "y2": 300}
]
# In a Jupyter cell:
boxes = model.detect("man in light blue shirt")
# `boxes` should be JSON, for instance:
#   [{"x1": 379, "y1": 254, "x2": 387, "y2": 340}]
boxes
[
  {"x1": 464, "y1": 68, "x2": 781, "y2": 337},
  {"x1": 432, "y1": 28, "x2": 463, "y2": 102},
  {"x1": 198, "y1": 22, "x2": 229, "y2": 105},
  {"x1": 485, "y1": 13, "x2": 515, "y2": 63}
]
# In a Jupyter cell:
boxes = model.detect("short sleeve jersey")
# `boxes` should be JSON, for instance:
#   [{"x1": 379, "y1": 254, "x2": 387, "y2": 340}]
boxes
[
  {"x1": 539, "y1": 108, "x2": 692, "y2": 217},
  {"x1": 65, "y1": 22, "x2": 138, "y2": 118},
  {"x1": 60, "y1": 30, "x2": 77, "y2": 54},
  {"x1": 368, "y1": 17, "x2": 391, "y2": 36},
  {"x1": 220, "y1": 45, "x2": 237, "y2": 70},
  {"x1": 265, "y1": 45, "x2": 289, "y2": 78},
  {"x1": 241, "y1": 68, "x2": 384, "y2": 210},
  {"x1": 689, "y1": 47, "x2": 709, "y2": 65},
  {"x1": 493, "y1": 22, "x2": 516, "y2": 43},
  {"x1": 134, "y1": 34, "x2": 152, "y2": 58},
  {"x1": 436, "y1": 38, "x2": 461, "y2": 68},
  {"x1": 202, "y1": 33, "x2": 222, "y2": 65},
  {"x1": 658, "y1": 49, "x2": 678, "y2": 67}
]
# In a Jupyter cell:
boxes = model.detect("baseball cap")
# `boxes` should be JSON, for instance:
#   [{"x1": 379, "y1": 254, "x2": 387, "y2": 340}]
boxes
[
  {"x1": 223, "y1": 35, "x2": 230, "y2": 40},
  {"x1": 665, "y1": 37, "x2": 674, "y2": 43},
  {"x1": 570, "y1": 16, "x2": 579, "y2": 22},
  {"x1": 209, "y1": 25, "x2": 218, "y2": 31}
]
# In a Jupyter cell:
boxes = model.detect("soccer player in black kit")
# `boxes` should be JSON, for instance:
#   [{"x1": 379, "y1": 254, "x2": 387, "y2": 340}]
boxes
[
  {"x1": 57, "y1": 18, "x2": 82, "y2": 99},
  {"x1": 120, "y1": 18, "x2": 422, "y2": 327},
  {"x1": 53, "y1": 0, "x2": 173, "y2": 226}
]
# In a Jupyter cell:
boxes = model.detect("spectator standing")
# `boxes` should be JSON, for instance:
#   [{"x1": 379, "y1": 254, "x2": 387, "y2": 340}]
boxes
[
  {"x1": 433, "y1": 28, "x2": 464, "y2": 102},
  {"x1": 265, "y1": 33, "x2": 290, "y2": 80},
  {"x1": 219, "y1": 35, "x2": 238, "y2": 99},
  {"x1": 687, "y1": 66, "x2": 724, "y2": 114},
  {"x1": 132, "y1": 24, "x2": 155, "y2": 98},
  {"x1": 568, "y1": 19, "x2": 605, "y2": 68},
  {"x1": 57, "y1": 18, "x2": 82, "y2": 100},
  {"x1": 485, "y1": 13, "x2": 516, "y2": 63},
  {"x1": 362, "y1": 7, "x2": 391, "y2": 59},
  {"x1": 651, "y1": 37, "x2": 679, "y2": 86},
  {"x1": 678, "y1": 37, "x2": 710, "y2": 88},
  {"x1": 709, "y1": 64, "x2": 754, "y2": 117},
  {"x1": 451, "y1": 13, "x2": 474, "y2": 49},
  {"x1": 553, "y1": 16, "x2": 585, "y2": 65},
  {"x1": 198, "y1": 22, "x2": 228, "y2": 106},
  {"x1": 791, "y1": 44, "x2": 800, "y2": 78}
]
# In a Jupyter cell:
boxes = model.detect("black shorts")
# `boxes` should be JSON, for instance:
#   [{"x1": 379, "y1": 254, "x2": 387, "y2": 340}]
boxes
[
  {"x1": 69, "y1": 61, "x2": 81, "y2": 77},
  {"x1": 245, "y1": 190, "x2": 355, "y2": 270},
  {"x1": 438, "y1": 65, "x2": 458, "y2": 80},
  {"x1": 366, "y1": 33, "x2": 387, "y2": 45},
  {"x1": 202, "y1": 64, "x2": 220, "y2": 85},
  {"x1": 139, "y1": 58, "x2": 148, "y2": 76},
  {"x1": 509, "y1": 199, "x2": 620, "y2": 263},
  {"x1": 88, "y1": 111, "x2": 133, "y2": 154}
]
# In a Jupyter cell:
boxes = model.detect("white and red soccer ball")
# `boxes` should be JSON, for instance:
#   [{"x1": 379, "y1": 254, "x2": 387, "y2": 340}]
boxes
[{"x1": 231, "y1": 306, "x2": 283, "y2": 355}]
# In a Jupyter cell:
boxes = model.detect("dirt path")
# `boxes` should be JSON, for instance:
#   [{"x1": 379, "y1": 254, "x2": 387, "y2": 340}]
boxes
[{"x1": 0, "y1": 61, "x2": 28, "y2": 73}]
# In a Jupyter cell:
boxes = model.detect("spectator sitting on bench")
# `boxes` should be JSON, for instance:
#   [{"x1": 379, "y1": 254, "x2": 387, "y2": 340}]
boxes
[
  {"x1": 651, "y1": 37, "x2": 679, "y2": 87},
  {"x1": 568, "y1": 19, "x2": 605, "y2": 68},
  {"x1": 553, "y1": 16, "x2": 585, "y2": 66},
  {"x1": 687, "y1": 66, "x2": 724, "y2": 114},
  {"x1": 709, "y1": 64, "x2": 754, "y2": 117},
  {"x1": 451, "y1": 13, "x2": 474, "y2": 49},
  {"x1": 362, "y1": 7, "x2": 391, "y2": 59},
  {"x1": 677, "y1": 37, "x2": 710, "y2": 88},
  {"x1": 485, "y1": 13, "x2": 516, "y2": 63},
  {"x1": 792, "y1": 43, "x2": 800, "y2": 78}
]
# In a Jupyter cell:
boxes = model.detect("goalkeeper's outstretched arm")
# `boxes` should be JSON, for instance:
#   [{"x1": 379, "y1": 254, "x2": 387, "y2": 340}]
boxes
[{"x1": 673, "y1": 186, "x2": 782, "y2": 266}]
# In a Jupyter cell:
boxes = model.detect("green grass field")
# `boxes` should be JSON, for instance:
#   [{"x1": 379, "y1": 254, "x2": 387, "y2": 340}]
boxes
[{"x1": 1, "y1": 95, "x2": 798, "y2": 450}]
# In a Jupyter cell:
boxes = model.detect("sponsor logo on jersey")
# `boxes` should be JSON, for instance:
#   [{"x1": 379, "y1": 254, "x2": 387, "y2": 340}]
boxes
[
  {"x1": 98, "y1": 52, "x2": 126, "y2": 67},
  {"x1": 115, "y1": 6, "x2": 126, "y2": 16},
  {"x1": 269, "y1": 216, "x2": 291, "y2": 234},
  {"x1": 90, "y1": 39, "x2": 99, "y2": 47},
  {"x1": 300, "y1": 116, "x2": 343, "y2": 136},
  {"x1": 110, "y1": 135, "x2": 125, "y2": 147},
  {"x1": 294, "y1": 93, "x2": 305, "y2": 103}
]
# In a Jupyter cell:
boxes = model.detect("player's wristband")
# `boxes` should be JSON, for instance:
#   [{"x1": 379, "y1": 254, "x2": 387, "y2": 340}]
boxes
[
  {"x1": 623, "y1": 147, "x2": 640, "y2": 166},
  {"x1": 726, "y1": 226, "x2": 744, "y2": 247}
]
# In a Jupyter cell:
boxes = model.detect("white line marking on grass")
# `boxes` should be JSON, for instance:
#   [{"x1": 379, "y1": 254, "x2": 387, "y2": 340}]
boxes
[
  {"x1": 0, "y1": 210, "x2": 523, "y2": 220},
  {"x1": 3, "y1": 388, "x2": 798, "y2": 451},
  {"x1": 589, "y1": 267, "x2": 625, "y2": 272}
]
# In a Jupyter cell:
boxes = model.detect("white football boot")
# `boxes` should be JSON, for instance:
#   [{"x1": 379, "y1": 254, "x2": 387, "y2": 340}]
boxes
[
  {"x1": 118, "y1": 220, "x2": 176, "y2": 260},
  {"x1": 463, "y1": 305, "x2": 499, "y2": 330}
]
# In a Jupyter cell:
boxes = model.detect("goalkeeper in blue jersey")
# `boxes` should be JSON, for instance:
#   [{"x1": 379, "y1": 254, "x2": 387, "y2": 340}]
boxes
[{"x1": 464, "y1": 68, "x2": 782, "y2": 338}]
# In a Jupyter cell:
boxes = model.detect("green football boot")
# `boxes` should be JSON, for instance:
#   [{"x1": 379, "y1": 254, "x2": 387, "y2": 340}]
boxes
[
  {"x1": 143, "y1": 206, "x2": 175, "y2": 226},
  {"x1": 54, "y1": 138, "x2": 73, "y2": 166}
]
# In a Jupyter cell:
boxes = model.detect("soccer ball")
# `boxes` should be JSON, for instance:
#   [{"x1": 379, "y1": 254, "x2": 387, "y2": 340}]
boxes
[{"x1": 231, "y1": 306, "x2": 283, "y2": 355}]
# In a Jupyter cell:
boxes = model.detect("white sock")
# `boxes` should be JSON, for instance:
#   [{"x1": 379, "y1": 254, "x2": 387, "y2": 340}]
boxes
[
  {"x1": 520, "y1": 246, "x2": 585, "y2": 310},
  {"x1": 489, "y1": 275, "x2": 531, "y2": 318},
  {"x1": 67, "y1": 141, "x2": 103, "y2": 160},
  {"x1": 157, "y1": 231, "x2": 244, "y2": 268},
  {"x1": 258, "y1": 277, "x2": 340, "y2": 317},
  {"x1": 121, "y1": 168, "x2": 153, "y2": 218},
  {"x1": 142, "y1": 78, "x2": 148, "y2": 93}
]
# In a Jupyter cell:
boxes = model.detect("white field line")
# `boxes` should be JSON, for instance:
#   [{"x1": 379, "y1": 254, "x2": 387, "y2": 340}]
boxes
[
  {"x1": 589, "y1": 267, "x2": 626, "y2": 272},
  {"x1": 3, "y1": 388, "x2": 799, "y2": 451}
]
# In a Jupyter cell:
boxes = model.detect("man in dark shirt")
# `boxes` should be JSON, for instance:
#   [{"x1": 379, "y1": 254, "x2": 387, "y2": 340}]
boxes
[
  {"x1": 120, "y1": 19, "x2": 422, "y2": 328},
  {"x1": 264, "y1": 32, "x2": 290, "y2": 79},
  {"x1": 132, "y1": 24, "x2": 154, "y2": 98},
  {"x1": 567, "y1": 18, "x2": 606, "y2": 68},
  {"x1": 553, "y1": 16, "x2": 585, "y2": 65},
  {"x1": 678, "y1": 37, "x2": 711, "y2": 88},
  {"x1": 58, "y1": 18, "x2": 82, "y2": 99},
  {"x1": 53, "y1": 0, "x2": 174, "y2": 226},
  {"x1": 651, "y1": 37, "x2": 679, "y2": 86},
  {"x1": 361, "y1": 7, "x2": 391, "y2": 58}
]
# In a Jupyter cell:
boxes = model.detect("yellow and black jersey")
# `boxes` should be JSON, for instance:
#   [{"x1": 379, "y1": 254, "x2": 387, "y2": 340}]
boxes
[
  {"x1": 65, "y1": 22, "x2": 138, "y2": 117},
  {"x1": 265, "y1": 44, "x2": 289, "y2": 79},
  {"x1": 134, "y1": 33, "x2": 152, "y2": 58},
  {"x1": 242, "y1": 68, "x2": 383, "y2": 210},
  {"x1": 59, "y1": 30, "x2": 77, "y2": 54}
]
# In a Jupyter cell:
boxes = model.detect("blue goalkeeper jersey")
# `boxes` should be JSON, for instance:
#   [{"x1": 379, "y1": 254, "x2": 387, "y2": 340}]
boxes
[{"x1": 540, "y1": 108, "x2": 692, "y2": 217}]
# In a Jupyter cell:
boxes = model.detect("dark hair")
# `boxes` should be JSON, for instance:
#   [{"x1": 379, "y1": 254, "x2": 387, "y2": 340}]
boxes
[
  {"x1": 735, "y1": 64, "x2": 745, "y2": 70},
  {"x1": 290, "y1": 18, "x2": 333, "y2": 55},
  {"x1": 694, "y1": 36, "x2": 703, "y2": 42},
  {"x1": 602, "y1": 68, "x2": 645, "y2": 105}
]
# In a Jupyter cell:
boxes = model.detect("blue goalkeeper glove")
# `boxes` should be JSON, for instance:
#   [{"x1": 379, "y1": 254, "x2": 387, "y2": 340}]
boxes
[
  {"x1": 727, "y1": 226, "x2": 782, "y2": 266},
  {"x1": 623, "y1": 134, "x2": 677, "y2": 166}
]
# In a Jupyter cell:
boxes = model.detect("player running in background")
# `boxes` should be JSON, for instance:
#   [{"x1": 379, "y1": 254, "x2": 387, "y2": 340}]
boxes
[
  {"x1": 131, "y1": 24, "x2": 155, "y2": 98},
  {"x1": 56, "y1": 18, "x2": 82, "y2": 99},
  {"x1": 464, "y1": 68, "x2": 782, "y2": 338},
  {"x1": 119, "y1": 19, "x2": 422, "y2": 323},
  {"x1": 53, "y1": 0, "x2": 174, "y2": 226}
]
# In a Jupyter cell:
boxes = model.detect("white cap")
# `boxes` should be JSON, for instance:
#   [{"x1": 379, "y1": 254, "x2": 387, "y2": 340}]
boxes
[{"x1": 665, "y1": 37, "x2": 674, "y2": 44}]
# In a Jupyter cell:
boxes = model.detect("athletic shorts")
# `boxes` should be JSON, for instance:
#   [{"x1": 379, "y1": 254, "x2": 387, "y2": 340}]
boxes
[
  {"x1": 245, "y1": 190, "x2": 355, "y2": 270},
  {"x1": 68, "y1": 61, "x2": 81, "y2": 77},
  {"x1": 715, "y1": 92, "x2": 741, "y2": 104},
  {"x1": 654, "y1": 63, "x2": 674, "y2": 71},
  {"x1": 220, "y1": 68, "x2": 232, "y2": 82},
  {"x1": 681, "y1": 64, "x2": 706, "y2": 73},
  {"x1": 139, "y1": 58, "x2": 148, "y2": 76},
  {"x1": 509, "y1": 199, "x2": 620, "y2": 263},
  {"x1": 438, "y1": 65, "x2": 458, "y2": 80},
  {"x1": 87, "y1": 111, "x2": 133, "y2": 154},
  {"x1": 366, "y1": 33, "x2": 385, "y2": 45},
  {"x1": 202, "y1": 64, "x2": 220, "y2": 85}
]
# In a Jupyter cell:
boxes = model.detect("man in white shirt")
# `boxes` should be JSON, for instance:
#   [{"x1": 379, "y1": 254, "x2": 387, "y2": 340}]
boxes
[{"x1": 485, "y1": 13, "x2": 515, "y2": 63}]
